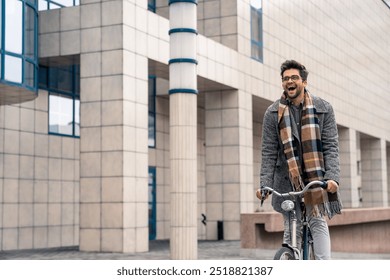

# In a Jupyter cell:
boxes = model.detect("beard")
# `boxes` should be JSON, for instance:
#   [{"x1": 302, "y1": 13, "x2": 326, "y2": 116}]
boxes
[{"x1": 285, "y1": 87, "x2": 303, "y2": 100}]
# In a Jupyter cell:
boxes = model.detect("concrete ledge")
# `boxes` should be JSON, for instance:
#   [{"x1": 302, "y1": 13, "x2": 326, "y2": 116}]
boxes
[{"x1": 241, "y1": 207, "x2": 390, "y2": 254}]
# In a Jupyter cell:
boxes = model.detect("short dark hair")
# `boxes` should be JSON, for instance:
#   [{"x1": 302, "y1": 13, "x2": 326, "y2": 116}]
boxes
[{"x1": 280, "y1": 60, "x2": 309, "y2": 81}]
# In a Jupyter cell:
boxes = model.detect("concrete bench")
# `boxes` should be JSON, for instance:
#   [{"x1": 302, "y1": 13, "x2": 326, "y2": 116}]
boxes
[{"x1": 240, "y1": 207, "x2": 390, "y2": 254}]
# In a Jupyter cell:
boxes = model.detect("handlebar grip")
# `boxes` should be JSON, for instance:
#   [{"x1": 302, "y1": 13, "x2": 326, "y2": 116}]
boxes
[{"x1": 321, "y1": 181, "x2": 328, "y2": 189}]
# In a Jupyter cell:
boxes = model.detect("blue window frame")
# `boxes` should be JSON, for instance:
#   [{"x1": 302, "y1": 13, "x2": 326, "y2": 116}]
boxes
[
  {"x1": 250, "y1": 0, "x2": 263, "y2": 62},
  {"x1": 148, "y1": 167, "x2": 157, "y2": 240},
  {"x1": 148, "y1": 75, "x2": 156, "y2": 148},
  {"x1": 39, "y1": 64, "x2": 80, "y2": 137},
  {"x1": 38, "y1": 0, "x2": 79, "y2": 11}
]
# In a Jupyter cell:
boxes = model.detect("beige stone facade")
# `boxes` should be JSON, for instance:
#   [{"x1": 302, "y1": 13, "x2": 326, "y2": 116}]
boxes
[{"x1": 0, "y1": 0, "x2": 390, "y2": 253}]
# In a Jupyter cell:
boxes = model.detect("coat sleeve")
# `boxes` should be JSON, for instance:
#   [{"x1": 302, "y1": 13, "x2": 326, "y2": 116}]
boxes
[
  {"x1": 321, "y1": 103, "x2": 340, "y2": 184},
  {"x1": 260, "y1": 106, "x2": 280, "y2": 188}
]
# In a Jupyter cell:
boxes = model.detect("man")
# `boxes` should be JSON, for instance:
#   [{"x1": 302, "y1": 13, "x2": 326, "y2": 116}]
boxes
[{"x1": 256, "y1": 60, "x2": 342, "y2": 260}]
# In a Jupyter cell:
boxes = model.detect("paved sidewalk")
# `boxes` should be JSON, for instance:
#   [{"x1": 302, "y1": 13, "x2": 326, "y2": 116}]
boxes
[{"x1": 1, "y1": 240, "x2": 390, "y2": 260}]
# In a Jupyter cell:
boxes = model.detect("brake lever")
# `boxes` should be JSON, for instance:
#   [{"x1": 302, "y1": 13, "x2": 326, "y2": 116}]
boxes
[{"x1": 260, "y1": 189, "x2": 270, "y2": 206}]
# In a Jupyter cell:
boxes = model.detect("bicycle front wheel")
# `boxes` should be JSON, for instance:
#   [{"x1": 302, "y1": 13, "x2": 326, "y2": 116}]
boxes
[{"x1": 273, "y1": 247, "x2": 296, "y2": 260}]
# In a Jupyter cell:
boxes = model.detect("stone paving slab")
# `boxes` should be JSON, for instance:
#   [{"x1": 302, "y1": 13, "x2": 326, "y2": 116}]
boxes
[{"x1": 1, "y1": 240, "x2": 390, "y2": 260}]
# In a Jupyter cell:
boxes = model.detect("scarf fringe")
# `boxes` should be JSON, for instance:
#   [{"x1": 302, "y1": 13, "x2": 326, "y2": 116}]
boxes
[{"x1": 309, "y1": 196, "x2": 343, "y2": 219}]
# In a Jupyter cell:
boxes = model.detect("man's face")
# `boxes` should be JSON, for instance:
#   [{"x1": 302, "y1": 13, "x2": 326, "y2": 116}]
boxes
[{"x1": 281, "y1": 69, "x2": 307, "y2": 101}]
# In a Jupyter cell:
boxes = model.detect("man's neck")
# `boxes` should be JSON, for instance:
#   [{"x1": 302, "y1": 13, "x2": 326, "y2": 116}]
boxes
[{"x1": 290, "y1": 91, "x2": 305, "y2": 106}]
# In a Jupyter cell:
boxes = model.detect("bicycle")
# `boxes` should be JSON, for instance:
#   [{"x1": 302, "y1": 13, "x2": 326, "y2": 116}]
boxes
[{"x1": 260, "y1": 180, "x2": 328, "y2": 260}]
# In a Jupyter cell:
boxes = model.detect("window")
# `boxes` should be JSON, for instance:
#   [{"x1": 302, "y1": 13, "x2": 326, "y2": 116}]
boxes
[
  {"x1": 148, "y1": 0, "x2": 156, "y2": 13},
  {"x1": 250, "y1": 0, "x2": 263, "y2": 62},
  {"x1": 1, "y1": 0, "x2": 38, "y2": 91},
  {"x1": 38, "y1": 0, "x2": 80, "y2": 11},
  {"x1": 148, "y1": 76, "x2": 156, "y2": 148},
  {"x1": 49, "y1": 93, "x2": 79, "y2": 135},
  {"x1": 148, "y1": 167, "x2": 157, "y2": 240},
  {"x1": 39, "y1": 65, "x2": 80, "y2": 137}
]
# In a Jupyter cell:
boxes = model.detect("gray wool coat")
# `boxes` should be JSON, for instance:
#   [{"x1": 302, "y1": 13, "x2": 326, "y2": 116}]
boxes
[{"x1": 260, "y1": 93, "x2": 340, "y2": 213}]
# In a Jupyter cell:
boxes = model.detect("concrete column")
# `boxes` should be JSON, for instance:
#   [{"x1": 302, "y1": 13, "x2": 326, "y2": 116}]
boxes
[
  {"x1": 380, "y1": 139, "x2": 388, "y2": 206},
  {"x1": 361, "y1": 136, "x2": 388, "y2": 207},
  {"x1": 169, "y1": 0, "x2": 198, "y2": 259},
  {"x1": 79, "y1": 0, "x2": 149, "y2": 253},
  {"x1": 387, "y1": 144, "x2": 390, "y2": 206},
  {"x1": 338, "y1": 127, "x2": 360, "y2": 207},
  {"x1": 204, "y1": 90, "x2": 253, "y2": 240}
]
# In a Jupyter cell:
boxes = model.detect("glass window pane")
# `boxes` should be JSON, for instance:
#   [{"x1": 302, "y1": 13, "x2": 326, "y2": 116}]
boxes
[
  {"x1": 49, "y1": 3, "x2": 62, "y2": 10},
  {"x1": 57, "y1": 0, "x2": 74, "y2": 6},
  {"x1": 39, "y1": 66, "x2": 48, "y2": 88},
  {"x1": 251, "y1": 0, "x2": 262, "y2": 9},
  {"x1": 148, "y1": 78, "x2": 156, "y2": 112},
  {"x1": 39, "y1": 0, "x2": 79, "y2": 11},
  {"x1": 148, "y1": 168, "x2": 156, "y2": 240},
  {"x1": 251, "y1": 9, "x2": 259, "y2": 40},
  {"x1": 25, "y1": 62, "x2": 35, "y2": 88},
  {"x1": 74, "y1": 65, "x2": 80, "y2": 95},
  {"x1": 250, "y1": 0, "x2": 263, "y2": 62},
  {"x1": 25, "y1": 6, "x2": 36, "y2": 59},
  {"x1": 49, "y1": 66, "x2": 73, "y2": 93},
  {"x1": 49, "y1": 93, "x2": 73, "y2": 135},
  {"x1": 257, "y1": 14, "x2": 263, "y2": 43},
  {"x1": 4, "y1": 55, "x2": 22, "y2": 83},
  {"x1": 38, "y1": 0, "x2": 48, "y2": 11},
  {"x1": 148, "y1": 113, "x2": 155, "y2": 147},
  {"x1": 5, "y1": 0, "x2": 23, "y2": 54},
  {"x1": 253, "y1": 44, "x2": 263, "y2": 61},
  {"x1": 74, "y1": 98, "x2": 80, "y2": 136},
  {"x1": 148, "y1": 77, "x2": 156, "y2": 147},
  {"x1": 148, "y1": 0, "x2": 156, "y2": 12}
]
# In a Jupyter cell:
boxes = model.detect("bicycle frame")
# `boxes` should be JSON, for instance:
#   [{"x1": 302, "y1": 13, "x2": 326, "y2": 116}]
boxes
[
  {"x1": 261, "y1": 180, "x2": 327, "y2": 260},
  {"x1": 302, "y1": 214, "x2": 313, "y2": 260}
]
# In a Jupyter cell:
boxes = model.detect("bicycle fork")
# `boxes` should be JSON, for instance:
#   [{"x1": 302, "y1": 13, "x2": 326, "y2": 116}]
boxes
[{"x1": 289, "y1": 210, "x2": 301, "y2": 259}]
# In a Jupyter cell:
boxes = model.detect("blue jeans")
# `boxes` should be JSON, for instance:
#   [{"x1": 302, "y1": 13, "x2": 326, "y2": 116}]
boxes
[{"x1": 282, "y1": 203, "x2": 331, "y2": 260}]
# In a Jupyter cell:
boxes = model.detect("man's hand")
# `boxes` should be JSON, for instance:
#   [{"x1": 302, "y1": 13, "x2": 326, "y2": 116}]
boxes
[
  {"x1": 326, "y1": 180, "x2": 339, "y2": 194},
  {"x1": 256, "y1": 188, "x2": 270, "y2": 201}
]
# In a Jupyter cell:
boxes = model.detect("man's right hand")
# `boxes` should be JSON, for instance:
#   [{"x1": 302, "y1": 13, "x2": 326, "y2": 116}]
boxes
[{"x1": 256, "y1": 188, "x2": 270, "y2": 201}]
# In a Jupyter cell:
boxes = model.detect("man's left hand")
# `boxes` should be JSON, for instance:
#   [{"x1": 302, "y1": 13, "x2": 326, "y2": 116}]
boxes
[{"x1": 326, "y1": 180, "x2": 339, "y2": 193}]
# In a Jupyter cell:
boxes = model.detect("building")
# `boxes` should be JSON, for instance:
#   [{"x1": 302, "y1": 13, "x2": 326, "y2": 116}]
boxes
[{"x1": 1, "y1": 0, "x2": 390, "y2": 256}]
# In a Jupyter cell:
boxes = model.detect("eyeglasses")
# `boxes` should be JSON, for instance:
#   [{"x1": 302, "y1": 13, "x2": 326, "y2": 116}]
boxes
[{"x1": 282, "y1": 75, "x2": 301, "y2": 82}]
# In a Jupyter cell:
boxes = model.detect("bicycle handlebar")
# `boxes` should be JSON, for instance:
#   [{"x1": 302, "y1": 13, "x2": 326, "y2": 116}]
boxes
[{"x1": 261, "y1": 180, "x2": 327, "y2": 199}]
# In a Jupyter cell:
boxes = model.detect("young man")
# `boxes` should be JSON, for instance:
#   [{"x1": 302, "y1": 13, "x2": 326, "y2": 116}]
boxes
[{"x1": 256, "y1": 60, "x2": 342, "y2": 259}]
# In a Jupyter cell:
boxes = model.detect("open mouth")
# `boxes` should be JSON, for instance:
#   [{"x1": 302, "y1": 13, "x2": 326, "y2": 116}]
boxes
[{"x1": 287, "y1": 86, "x2": 296, "y2": 92}]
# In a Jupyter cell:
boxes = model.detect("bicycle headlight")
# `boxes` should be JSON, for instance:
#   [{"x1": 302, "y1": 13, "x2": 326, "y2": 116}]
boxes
[{"x1": 281, "y1": 200, "x2": 295, "y2": 212}]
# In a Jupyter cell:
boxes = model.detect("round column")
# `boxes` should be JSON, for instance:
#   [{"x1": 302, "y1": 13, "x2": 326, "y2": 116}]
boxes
[{"x1": 169, "y1": 0, "x2": 198, "y2": 259}]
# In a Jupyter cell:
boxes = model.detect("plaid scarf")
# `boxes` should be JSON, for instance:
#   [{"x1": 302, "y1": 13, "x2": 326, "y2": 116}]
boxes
[{"x1": 278, "y1": 91, "x2": 342, "y2": 218}]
